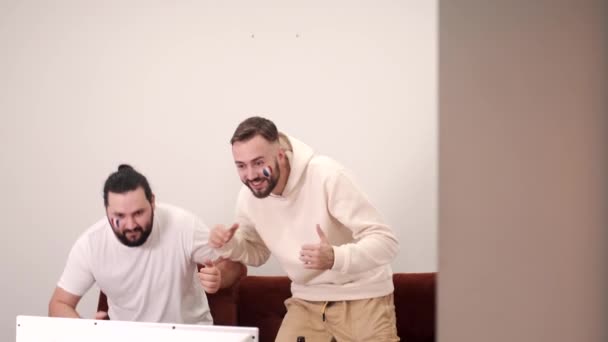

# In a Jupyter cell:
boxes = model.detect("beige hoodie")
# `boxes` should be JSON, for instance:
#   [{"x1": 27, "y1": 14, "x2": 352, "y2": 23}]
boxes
[{"x1": 218, "y1": 135, "x2": 399, "y2": 301}]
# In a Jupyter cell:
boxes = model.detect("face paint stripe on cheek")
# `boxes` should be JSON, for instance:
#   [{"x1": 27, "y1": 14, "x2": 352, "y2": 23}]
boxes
[{"x1": 262, "y1": 166, "x2": 272, "y2": 178}]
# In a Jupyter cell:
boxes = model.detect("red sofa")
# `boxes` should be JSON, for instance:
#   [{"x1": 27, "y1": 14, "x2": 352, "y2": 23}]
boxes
[{"x1": 98, "y1": 273, "x2": 435, "y2": 342}]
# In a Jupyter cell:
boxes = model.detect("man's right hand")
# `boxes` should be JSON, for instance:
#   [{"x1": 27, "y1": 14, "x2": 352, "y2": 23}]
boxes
[
  {"x1": 95, "y1": 311, "x2": 108, "y2": 320},
  {"x1": 209, "y1": 223, "x2": 239, "y2": 248}
]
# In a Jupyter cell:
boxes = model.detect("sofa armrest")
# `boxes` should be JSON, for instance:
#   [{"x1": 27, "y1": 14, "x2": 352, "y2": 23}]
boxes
[{"x1": 393, "y1": 273, "x2": 436, "y2": 342}]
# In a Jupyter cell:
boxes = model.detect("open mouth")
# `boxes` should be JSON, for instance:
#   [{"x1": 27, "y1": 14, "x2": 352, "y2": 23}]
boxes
[{"x1": 248, "y1": 178, "x2": 266, "y2": 190}]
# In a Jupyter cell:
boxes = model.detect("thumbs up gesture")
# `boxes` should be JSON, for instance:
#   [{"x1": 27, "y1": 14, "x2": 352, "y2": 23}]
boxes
[
  {"x1": 210, "y1": 223, "x2": 239, "y2": 248},
  {"x1": 299, "y1": 224, "x2": 335, "y2": 270},
  {"x1": 198, "y1": 259, "x2": 221, "y2": 294}
]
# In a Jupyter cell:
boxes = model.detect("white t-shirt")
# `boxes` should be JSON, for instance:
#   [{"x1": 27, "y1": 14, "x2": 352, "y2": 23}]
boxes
[{"x1": 58, "y1": 203, "x2": 217, "y2": 324}]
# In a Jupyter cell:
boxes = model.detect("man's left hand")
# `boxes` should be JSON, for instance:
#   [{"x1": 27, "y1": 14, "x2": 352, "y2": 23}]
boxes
[
  {"x1": 299, "y1": 224, "x2": 335, "y2": 270},
  {"x1": 198, "y1": 260, "x2": 221, "y2": 293}
]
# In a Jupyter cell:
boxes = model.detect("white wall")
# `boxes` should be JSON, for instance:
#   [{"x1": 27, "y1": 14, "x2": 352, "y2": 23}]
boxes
[{"x1": 0, "y1": 1, "x2": 437, "y2": 340}]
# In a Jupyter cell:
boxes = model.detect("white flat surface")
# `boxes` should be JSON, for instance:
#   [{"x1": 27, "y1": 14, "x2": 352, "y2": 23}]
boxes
[{"x1": 16, "y1": 315, "x2": 258, "y2": 342}]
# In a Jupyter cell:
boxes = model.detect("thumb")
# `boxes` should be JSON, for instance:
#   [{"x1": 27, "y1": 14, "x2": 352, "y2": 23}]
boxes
[
  {"x1": 316, "y1": 224, "x2": 329, "y2": 243},
  {"x1": 202, "y1": 259, "x2": 215, "y2": 269},
  {"x1": 228, "y1": 223, "x2": 239, "y2": 235}
]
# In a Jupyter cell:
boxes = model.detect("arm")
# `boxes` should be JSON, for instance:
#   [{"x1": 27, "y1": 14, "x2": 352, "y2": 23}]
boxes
[
  {"x1": 211, "y1": 189, "x2": 272, "y2": 266},
  {"x1": 216, "y1": 222, "x2": 271, "y2": 267},
  {"x1": 50, "y1": 234, "x2": 95, "y2": 317},
  {"x1": 225, "y1": 189, "x2": 272, "y2": 266},
  {"x1": 216, "y1": 259, "x2": 247, "y2": 288},
  {"x1": 328, "y1": 171, "x2": 399, "y2": 274},
  {"x1": 48, "y1": 287, "x2": 82, "y2": 318},
  {"x1": 192, "y1": 218, "x2": 269, "y2": 267},
  {"x1": 191, "y1": 216, "x2": 247, "y2": 292}
]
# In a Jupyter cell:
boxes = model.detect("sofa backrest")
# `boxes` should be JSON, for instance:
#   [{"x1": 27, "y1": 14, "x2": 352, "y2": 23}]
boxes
[
  {"x1": 234, "y1": 276, "x2": 291, "y2": 342},
  {"x1": 99, "y1": 272, "x2": 436, "y2": 342},
  {"x1": 210, "y1": 273, "x2": 436, "y2": 342}
]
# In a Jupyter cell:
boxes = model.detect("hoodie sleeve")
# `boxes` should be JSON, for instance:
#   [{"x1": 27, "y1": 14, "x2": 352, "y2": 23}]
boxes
[
  {"x1": 216, "y1": 191, "x2": 271, "y2": 266},
  {"x1": 327, "y1": 170, "x2": 399, "y2": 274}
]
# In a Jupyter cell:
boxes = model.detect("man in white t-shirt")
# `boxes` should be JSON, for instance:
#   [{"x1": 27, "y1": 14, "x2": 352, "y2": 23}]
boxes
[{"x1": 48, "y1": 164, "x2": 244, "y2": 324}]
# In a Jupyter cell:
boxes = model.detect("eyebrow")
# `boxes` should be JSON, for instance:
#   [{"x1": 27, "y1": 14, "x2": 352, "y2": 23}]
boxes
[
  {"x1": 235, "y1": 156, "x2": 265, "y2": 164},
  {"x1": 111, "y1": 207, "x2": 146, "y2": 216}
]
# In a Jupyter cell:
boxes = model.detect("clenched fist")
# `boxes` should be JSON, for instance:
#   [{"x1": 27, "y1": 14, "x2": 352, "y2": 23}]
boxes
[{"x1": 198, "y1": 260, "x2": 221, "y2": 294}]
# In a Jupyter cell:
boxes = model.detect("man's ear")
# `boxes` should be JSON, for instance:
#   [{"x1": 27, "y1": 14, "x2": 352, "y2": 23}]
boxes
[
  {"x1": 150, "y1": 194, "x2": 156, "y2": 210},
  {"x1": 277, "y1": 147, "x2": 286, "y2": 161}
]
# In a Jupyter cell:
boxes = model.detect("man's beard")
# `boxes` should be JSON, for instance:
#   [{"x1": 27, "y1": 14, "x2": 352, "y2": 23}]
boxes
[
  {"x1": 245, "y1": 161, "x2": 280, "y2": 198},
  {"x1": 112, "y1": 212, "x2": 154, "y2": 247}
]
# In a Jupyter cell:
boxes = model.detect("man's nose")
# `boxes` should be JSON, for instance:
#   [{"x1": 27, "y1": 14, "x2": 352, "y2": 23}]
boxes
[
  {"x1": 246, "y1": 166, "x2": 258, "y2": 180},
  {"x1": 123, "y1": 217, "x2": 138, "y2": 229}
]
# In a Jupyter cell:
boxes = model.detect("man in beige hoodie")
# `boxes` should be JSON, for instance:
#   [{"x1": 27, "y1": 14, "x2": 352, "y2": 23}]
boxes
[{"x1": 211, "y1": 116, "x2": 400, "y2": 341}]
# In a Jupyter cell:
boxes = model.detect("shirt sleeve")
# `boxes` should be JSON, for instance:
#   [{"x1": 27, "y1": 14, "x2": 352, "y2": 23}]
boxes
[
  {"x1": 57, "y1": 235, "x2": 95, "y2": 297},
  {"x1": 191, "y1": 216, "x2": 220, "y2": 264},
  {"x1": 328, "y1": 170, "x2": 400, "y2": 274}
]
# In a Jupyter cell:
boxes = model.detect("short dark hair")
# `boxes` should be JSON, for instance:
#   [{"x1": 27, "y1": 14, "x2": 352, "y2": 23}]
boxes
[
  {"x1": 103, "y1": 164, "x2": 153, "y2": 207},
  {"x1": 230, "y1": 116, "x2": 279, "y2": 145}
]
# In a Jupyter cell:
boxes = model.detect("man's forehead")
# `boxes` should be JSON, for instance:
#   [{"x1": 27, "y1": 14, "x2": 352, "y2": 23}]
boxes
[
  {"x1": 232, "y1": 135, "x2": 277, "y2": 160},
  {"x1": 107, "y1": 189, "x2": 149, "y2": 209}
]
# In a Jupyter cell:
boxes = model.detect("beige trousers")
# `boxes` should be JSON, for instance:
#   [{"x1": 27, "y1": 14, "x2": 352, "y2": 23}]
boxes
[{"x1": 274, "y1": 293, "x2": 400, "y2": 342}]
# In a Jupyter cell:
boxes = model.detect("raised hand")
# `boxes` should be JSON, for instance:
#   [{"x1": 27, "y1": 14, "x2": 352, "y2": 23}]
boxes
[
  {"x1": 299, "y1": 224, "x2": 335, "y2": 270},
  {"x1": 209, "y1": 223, "x2": 239, "y2": 248}
]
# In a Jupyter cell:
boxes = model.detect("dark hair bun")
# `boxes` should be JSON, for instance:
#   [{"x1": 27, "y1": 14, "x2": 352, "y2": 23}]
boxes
[{"x1": 118, "y1": 164, "x2": 134, "y2": 172}]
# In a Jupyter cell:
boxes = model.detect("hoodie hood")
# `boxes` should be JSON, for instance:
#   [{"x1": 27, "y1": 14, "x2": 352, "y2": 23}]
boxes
[{"x1": 280, "y1": 135, "x2": 314, "y2": 197}]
